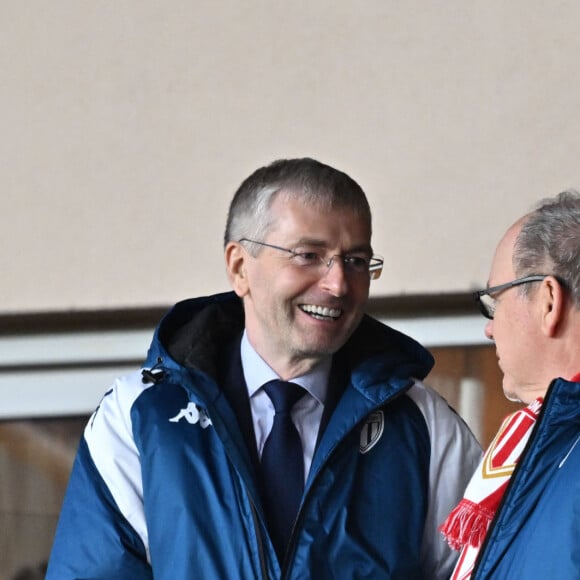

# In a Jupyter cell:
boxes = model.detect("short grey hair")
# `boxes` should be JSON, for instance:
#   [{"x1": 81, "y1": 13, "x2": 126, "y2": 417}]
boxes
[
  {"x1": 514, "y1": 189, "x2": 580, "y2": 309},
  {"x1": 224, "y1": 158, "x2": 372, "y2": 252}
]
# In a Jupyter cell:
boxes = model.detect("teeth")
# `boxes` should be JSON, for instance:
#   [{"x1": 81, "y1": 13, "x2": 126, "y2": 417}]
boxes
[{"x1": 300, "y1": 304, "x2": 342, "y2": 319}]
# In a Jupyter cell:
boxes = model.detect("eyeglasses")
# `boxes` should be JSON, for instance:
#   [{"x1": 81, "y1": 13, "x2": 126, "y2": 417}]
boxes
[
  {"x1": 474, "y1": 275, "x2": 548, "y2": 319},
  {"x1": 239, "y1": 238, "x2": 384, "y2": 280}
]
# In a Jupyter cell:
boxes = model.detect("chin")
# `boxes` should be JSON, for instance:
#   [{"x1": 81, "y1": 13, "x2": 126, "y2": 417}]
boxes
[
  {"x1": 502, "y1": 380, "x2": 524, "y2": 404},
  {"x1": 300, "y1": 341, "x2": 342, "y2": 359},
  {"x1": 504, "y1": 392, "x2": 524, "y2": 404},
  {"x1": 304, "y1": 328, "x2": 351, "y2": 354}
]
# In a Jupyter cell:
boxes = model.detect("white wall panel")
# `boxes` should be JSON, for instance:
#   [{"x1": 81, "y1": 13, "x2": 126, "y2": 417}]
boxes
[
  {"x1": 0, "y1": 315, "x2": 488, "y2": 418},
  {"x1": 2, "y1": 1, "x2": 580, "y2": 312}
]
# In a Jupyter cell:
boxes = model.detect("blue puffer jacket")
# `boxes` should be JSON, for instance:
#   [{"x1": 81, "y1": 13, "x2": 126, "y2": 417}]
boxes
[
  {"x1": 472, "y1": 376, "x2": 580, "y2": 579},
  {"x1": 47, "y1": 292, "x2": 480, "y2": 579}
]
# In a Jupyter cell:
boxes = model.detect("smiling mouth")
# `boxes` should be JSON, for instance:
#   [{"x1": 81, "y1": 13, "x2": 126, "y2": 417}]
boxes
[{"x1": 299, "y1": 304, "x2": 342, "y2": 321}]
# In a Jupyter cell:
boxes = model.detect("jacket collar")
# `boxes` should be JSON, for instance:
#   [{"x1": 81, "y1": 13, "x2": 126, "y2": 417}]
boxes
[{"x1": 145, "y1": 291, "x2": 434, "y2": 396}]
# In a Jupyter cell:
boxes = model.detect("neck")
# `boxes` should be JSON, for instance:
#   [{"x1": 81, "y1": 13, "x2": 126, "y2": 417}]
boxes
[
  {"x1": 269, "y1": 355, "x2": 328, "y2": 382},
  {"x1": 242, "y1": 330, "x2": 331, "y2": 381}
]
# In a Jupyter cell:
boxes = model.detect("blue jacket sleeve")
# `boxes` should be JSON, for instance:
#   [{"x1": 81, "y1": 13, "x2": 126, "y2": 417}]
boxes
[{"x1": 46, "y1": 436, "x2": 152, "y2": 580}]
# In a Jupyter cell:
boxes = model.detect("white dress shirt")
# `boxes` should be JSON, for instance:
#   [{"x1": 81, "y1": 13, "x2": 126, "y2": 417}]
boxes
[{"x1": 240, "y1": 330, "x2": 330, "y2": 481}]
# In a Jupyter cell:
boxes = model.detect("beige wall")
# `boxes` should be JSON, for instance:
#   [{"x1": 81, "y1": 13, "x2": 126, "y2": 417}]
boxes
[{"x1": 2, "y1": 1, "x2": 580, "y2": 314}]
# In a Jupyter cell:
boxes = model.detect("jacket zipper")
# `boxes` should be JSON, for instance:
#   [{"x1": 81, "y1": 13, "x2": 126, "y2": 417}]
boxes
[{"x1": 249, "y1": 499, "x2": 270, "y2": 580}]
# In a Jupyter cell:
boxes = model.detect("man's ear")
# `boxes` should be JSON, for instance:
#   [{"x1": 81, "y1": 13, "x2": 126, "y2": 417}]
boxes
[
  {"x1": 539, "y1": 276, "x2": 565, "y2": 337},
  {"x1": 225, "y1": 242, "x2": 250, "y2": 297}
]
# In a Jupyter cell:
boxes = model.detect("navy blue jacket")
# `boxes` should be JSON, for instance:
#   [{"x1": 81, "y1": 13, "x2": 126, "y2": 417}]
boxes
[
  {"x1": 472, "y1": 376, "x2": 580, "y2": 578},
  {"x1": 47, "y1": 292, "x2": 480, "y2": 579}
]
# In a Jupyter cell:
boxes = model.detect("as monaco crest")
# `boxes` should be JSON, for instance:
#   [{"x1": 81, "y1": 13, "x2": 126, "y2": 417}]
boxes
[{"x1": 360, "y1": 410, "x2": 384, "y2": 454}]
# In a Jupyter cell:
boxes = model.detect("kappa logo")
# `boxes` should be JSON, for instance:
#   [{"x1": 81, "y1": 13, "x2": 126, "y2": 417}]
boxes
[
  {"x1": 360, "y1": 410, "x2": 384, "y2": 454},
  {"x1": 169, "y1": 402, "x2": 213, "y2": 428}
]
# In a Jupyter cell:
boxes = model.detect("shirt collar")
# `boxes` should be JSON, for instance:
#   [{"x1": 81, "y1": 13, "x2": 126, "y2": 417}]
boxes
[{"x1": 240, "y1": 330, "x2": 330, "y2": 404}]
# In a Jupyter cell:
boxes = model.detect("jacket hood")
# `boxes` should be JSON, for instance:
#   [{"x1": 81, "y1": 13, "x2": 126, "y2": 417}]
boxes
[{"x1": 145, "y1": 291, "x2": 434, "y2": 385}]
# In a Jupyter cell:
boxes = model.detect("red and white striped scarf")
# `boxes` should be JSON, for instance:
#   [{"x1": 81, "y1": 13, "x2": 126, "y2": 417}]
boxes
[{"x1": 440, "y1": 397, "x2": 543, "y2": 580}]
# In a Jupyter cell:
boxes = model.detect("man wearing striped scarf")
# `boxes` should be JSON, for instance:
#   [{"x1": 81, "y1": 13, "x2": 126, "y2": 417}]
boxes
[{"x1": 441, "y1": 189, "x2": 580, "y2": 579}]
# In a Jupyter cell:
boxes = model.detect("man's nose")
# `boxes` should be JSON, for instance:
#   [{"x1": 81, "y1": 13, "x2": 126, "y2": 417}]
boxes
[
  {"x1": 320, "y1": 257, "x2": 348, "y2": 296},
  {"x1": 484, "y1": 319, "x2": 494, "y2": 340}
]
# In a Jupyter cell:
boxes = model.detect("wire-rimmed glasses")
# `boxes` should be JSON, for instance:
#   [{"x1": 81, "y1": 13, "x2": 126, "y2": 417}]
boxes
[
  {"x1": 474, "y1": 275, "x2": 549, "y2": 319},
  {"x1": 239, "y1": 238, "x2": 384, "y2": 280}
]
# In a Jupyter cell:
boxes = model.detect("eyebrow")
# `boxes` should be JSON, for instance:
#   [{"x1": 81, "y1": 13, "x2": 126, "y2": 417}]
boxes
[{"x1": 292, "y1": 237, "x2": 373, "y2": 255}]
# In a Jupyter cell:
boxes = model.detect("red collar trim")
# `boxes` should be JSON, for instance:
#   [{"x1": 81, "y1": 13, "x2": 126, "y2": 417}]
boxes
[{"x1": 570, "y1": 373, "x2": 580, "y2": 382}]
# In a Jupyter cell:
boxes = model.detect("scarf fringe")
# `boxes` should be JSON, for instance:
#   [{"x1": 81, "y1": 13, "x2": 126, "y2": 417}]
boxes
[{"x1": 439, "y1": 498, "x2": 494, "y2": 551}]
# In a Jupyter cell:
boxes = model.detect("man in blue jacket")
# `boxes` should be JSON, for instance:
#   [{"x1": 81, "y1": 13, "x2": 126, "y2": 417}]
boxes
[
  {"x1": 47, "y1": 157, "x2": 480, "y2": 579},
  {"x1": 441, "y1": 189, "x2": 580, "y2": 578}
]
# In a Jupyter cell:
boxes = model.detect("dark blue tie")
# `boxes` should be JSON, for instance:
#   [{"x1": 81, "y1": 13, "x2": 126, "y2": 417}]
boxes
[{"x1": 260, "y1": 380, "x2": 305, "y2": 559}]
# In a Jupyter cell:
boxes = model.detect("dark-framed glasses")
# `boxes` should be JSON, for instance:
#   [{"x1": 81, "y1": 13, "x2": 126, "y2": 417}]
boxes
[
  {"x1": 474, "y1": 275, "x2": 548, "y2": 319},
  {"x1": 239, "y1": 238, "x2": 384, "y2": 280}
]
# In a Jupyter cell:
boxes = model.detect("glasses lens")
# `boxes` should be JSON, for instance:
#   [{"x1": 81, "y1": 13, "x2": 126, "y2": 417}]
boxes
[
  {"x1": 477, "y1": 294, "x2": 495, "y2": 319},
  {"x1": 369, "y1": 257, "x2": 383, "y2": 280}
]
